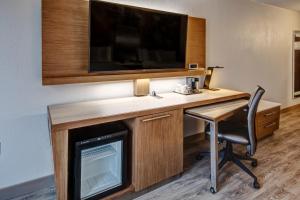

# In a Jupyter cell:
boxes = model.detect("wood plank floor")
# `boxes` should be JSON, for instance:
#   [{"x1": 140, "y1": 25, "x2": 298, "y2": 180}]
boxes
[{"x1": 10, "y1": 108, "x2": 300, "y2": 200}]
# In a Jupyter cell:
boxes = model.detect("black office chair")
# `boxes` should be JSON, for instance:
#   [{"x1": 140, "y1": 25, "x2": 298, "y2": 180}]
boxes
[{"x1": 208, "y1": 86, "x2": 265, "y2": 189}]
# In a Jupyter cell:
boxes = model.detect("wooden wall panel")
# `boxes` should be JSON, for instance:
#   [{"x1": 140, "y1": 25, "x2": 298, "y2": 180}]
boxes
[
  {"x1": 186, "y1": 17, "x2": 206, "y2": 68},
  {"x1": 42, "y1": 0, "x2": 89, "y2": 77},
  {"x1": 42, "y1": 1, "x2": 206, "y2": 85}
]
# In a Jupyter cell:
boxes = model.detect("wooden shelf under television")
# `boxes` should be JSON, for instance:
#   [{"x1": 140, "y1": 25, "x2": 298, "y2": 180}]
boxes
[{"x1": 42, "y1": 69, "x2": 205, "y2": 85}]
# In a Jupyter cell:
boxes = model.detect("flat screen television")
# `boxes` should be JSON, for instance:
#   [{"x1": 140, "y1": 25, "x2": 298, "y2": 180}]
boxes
[{"x1": 89, "y1": 0, "x2": 188, "y2": 72}]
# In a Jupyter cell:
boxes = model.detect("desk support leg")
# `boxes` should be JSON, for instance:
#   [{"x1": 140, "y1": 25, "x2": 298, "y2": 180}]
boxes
[{"x1": 210, "y1": 122, "x2": 218, "y2": 193}]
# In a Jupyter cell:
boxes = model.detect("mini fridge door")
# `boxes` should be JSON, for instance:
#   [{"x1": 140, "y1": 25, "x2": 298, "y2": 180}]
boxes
[{"x1": 72, "y1": 131, "x2": 128, "y2": 200}]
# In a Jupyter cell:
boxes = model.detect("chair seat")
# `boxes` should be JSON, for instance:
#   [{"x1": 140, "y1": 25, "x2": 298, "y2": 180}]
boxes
[
  {"x1": 218, "y1": 129, "x2": 249, "y2": 144},
  {"x1": 206, "y1": 120, "x2": 250, "y2": 144}
]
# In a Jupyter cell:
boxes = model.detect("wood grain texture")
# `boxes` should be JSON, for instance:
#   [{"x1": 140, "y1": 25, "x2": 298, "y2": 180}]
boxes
[
  {"x1": 50, "y1": 130, "x2": 68, "y2": 200},
  {"x1": 186, "y1": 17, "x2": 206, "y2": 68},
  {"x1": 132, "y1": 108, "x2": 300, "y2": 200},
  {"x1": 281, "y1": 103, "x2": 300, "y2": 113},
  {"x1": 132, "y1": 110, "x2": 183, "y2": 191},
  {"x1": 256, "y1": 107, "x2": 280, "y2": 140},
  {"x1": 42, "y1": 69, "x2": 205, "y2": 85},
  {"x1": 255, "y1": 100, "x2": 281, "y2": 140},
  {"x1": 256, "y1": 107, "x2": 280, "y2": 126},
  {"x1": 48, "y1": 89, "x2": 248, "y2": 199},
  {"x1": 42, "y1": 1, "x2": 206, "y2": 85},
  {"x1": 186, "y1": 99, "x2": 281, "y2": 141},
  {"x1": 48, "y1": 89, "x2": 249, "y2": 131},
  {"x1": 13, "y1": 107, "x2": 300, "y2": 200},
  {"x1": 185, "y1": 99, "x2": 248, "y2": 122},
  {"x1": 42, "y1": 0, "x2": 89, "y2": 77}
]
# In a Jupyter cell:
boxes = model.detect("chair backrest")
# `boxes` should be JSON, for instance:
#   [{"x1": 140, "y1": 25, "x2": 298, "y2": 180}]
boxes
[{"x1": 247, "y1": 86, "x2": 265, "y2": 156}]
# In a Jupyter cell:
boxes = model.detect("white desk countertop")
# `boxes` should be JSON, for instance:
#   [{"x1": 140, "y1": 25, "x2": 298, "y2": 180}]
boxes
[
  {"x1": 48, "y1": 89, "x2": 248, "y2": 127},
  {"x1": 257, "y1": 100, "x2": 281, "y2": 112}
]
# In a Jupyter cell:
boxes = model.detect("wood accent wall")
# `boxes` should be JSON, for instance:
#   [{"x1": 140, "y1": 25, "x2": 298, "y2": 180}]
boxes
[
  {"x1": 186, "y1": 17, "x2": 206, "y2": 68},
  {"x1": 42, "y1": 0, "x2": 206, "y2": 85}
]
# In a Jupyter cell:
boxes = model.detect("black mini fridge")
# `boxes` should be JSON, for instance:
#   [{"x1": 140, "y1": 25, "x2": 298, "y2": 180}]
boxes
[{"x1": 69, "y1": 122, "x2": 129, "y2": 200}]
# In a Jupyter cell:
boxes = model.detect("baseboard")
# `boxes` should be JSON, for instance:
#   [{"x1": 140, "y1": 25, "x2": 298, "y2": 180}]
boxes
[
  {"x1": 281, "y1": 103, "x2": 300, "y2": 113},
  {"x1": 0, "y1": 175, "x2": 54, "y2": 200}
]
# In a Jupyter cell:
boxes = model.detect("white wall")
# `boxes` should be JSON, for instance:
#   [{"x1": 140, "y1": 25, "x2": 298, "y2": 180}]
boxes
[{"x1": 0, "y1": 0, "x2": 299, "y2": 189}]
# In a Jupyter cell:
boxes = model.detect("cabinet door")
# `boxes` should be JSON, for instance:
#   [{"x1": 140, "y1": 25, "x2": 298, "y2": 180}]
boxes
[{"x1": 133, "y1": 109, "x2": 183, "y2": 191}]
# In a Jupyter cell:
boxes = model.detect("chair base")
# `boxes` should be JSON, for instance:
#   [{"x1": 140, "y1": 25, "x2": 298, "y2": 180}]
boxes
[
  {"x1": 219, "y1": 142, "x2": 260, "y2": 189},
  {"x1": 196, "y1": 148, "x2": 225, "y2": 161}
]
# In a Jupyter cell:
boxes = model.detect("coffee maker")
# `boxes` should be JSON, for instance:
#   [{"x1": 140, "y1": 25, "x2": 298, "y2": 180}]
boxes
[{"x1": 186, "y1": 77, "x2": 201, "y2": 92}]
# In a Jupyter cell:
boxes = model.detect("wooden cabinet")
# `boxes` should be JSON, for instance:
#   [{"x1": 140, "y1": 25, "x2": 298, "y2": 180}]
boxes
[
  {"x1": 131, "y1": 109, "x2": 183, "y2": 191},
  {"x1": 48, "y1": 90, "x2": 249, "y2": 199},
  {"x1": 256, "y1": 101, "x2": 281, "y2": 140},
  {"x1": 186, "y1": 17, "x2": 206, "y2": 68},
  {"x1": 42, "y1": 0, "x2": 206, "y2": 85}
]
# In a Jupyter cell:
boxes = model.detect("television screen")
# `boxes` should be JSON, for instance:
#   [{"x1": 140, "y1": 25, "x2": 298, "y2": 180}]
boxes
[{"x1": 89, "y1": 0, "x2": 188, "y2": 72}]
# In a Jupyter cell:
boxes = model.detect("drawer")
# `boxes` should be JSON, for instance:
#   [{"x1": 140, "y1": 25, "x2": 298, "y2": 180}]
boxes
[
  {"x1": 256, "y1": 120, "x2": 279, "y2": 140},
  {"x1": 256, "y1": 105, "x2": 280, "y2": 140},
  {"x1": 256, "y1": 106, "x2": 280, "y2": 126}
]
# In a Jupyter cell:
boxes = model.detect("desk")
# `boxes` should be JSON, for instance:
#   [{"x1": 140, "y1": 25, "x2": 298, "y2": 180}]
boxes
[
  {"x1": 185, "y1": 99, "x2": 249, "y2": 193},
  {"x1": 48, "y1": 89, "x2": 249, "y2": 199},
  {"x1": 48, "y1": 89, "x2": 248, "y2": 131}
]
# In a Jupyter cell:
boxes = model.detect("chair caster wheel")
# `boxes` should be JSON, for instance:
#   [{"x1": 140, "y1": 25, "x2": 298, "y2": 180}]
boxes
[
  {"x1": 210, "y1": 187, "x2": 216, "y2": 194},
  {"x1": 251, "y1": 161, "x2": 258, "y2": 167},
  {"x1": 196, "y1": 155, "x2": 204, "y2": 160},
  {"x1": 253, "y1": 180, "x2": 260, "y2": 189}
]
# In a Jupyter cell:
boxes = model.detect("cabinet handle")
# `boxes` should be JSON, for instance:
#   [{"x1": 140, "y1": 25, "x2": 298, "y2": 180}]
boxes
[
  {"x1": 264, "y1": 122, "x2": 276, "y2": 128},
  {"x1": 264, "y1": 112, "x2": 275, "y2": 117},
  {"x1": 142, "y1": 114, "x2": 171, "y2": 122}
]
